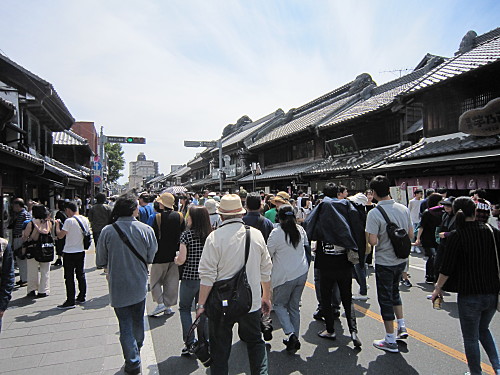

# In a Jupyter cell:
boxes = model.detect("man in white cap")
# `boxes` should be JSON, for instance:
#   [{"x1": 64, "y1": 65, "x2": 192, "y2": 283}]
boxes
[
  {"x1": 196, "y1": 194, "x2": 272, "y2": 374},
  {"x1": 204, "y1": 199, "x2": 221, "y2": 229}
]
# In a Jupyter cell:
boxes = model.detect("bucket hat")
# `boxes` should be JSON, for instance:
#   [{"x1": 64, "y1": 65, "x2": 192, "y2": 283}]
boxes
[
  {"x1": 155, "y1": 192, "x2": 175, "y2": 209},
  {"x1": 216, "y1": 194, "x2": 246, "y2": 216},
  {"x1": 270, "y1": 191, "x2": 290, "y2": 205},
  {"x1": 205, "y1": 199, "x2": 219, "y2": 215}
]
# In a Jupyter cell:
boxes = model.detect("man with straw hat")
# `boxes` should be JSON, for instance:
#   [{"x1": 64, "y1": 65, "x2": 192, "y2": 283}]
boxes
[
  {"x1": 265, "y1": 191, "x2": 290, "y2": 224},
  {"x1": 196, "y1": 194, "x2": 272, "y2": 374}
]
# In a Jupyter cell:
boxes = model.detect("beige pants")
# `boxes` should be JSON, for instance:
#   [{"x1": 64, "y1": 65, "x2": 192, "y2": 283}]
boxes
[
  {"x1": 150, "y1": 262, "x2": 179, "y2": 306},
  {"x1": 27, "y1": 258, "x2": 50, "y2": 294}
]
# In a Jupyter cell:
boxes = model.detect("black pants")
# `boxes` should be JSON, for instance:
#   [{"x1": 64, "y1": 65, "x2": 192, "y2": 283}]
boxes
[
  {"x1": 314, "y1": 267, "x2": 341, "y2": 312},
  {"x1": 63, "y1": 252, "x2": 86, "y2": 303},
  {"x1": 208, "y1": 310, "x2": 268, "y2": 375},
  {"x1": 319, "y1": 267, "x2": 357, "y2": 334},
  {"x1": 424, "y1": 247, "x2": 436, "y2": 282}
]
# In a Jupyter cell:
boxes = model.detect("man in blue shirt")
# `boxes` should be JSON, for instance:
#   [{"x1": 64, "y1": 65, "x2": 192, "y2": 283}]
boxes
[
  {"x1": 97, "y1": 194, "x2": 158, "y2": 375},
  {"x1": 243, "y1": 193, "x2": 274, "y2": 242},
  {"x1": 138, "y1": 193, "x2": 154, "y2": 224}
]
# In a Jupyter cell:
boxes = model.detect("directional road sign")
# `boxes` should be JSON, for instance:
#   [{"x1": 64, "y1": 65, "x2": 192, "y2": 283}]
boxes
[
  {"x1": 92, "y1": 162, "x2": 102, "y2": 171},
  {"x1": 184, "y1": 140, "x2": 217, "y2": 148},
  {"x1": 107, "y1": 136, "x2": 146, "y2": 144}
]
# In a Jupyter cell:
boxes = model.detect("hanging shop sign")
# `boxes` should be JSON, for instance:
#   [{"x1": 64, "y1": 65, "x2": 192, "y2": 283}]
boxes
[{"x1": 459, "y1": 97, "x2": 500, "y2": 136}]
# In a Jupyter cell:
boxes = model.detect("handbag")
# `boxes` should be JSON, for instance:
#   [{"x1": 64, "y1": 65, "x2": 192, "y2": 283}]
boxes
[
  {"x1": 205, "y1": 225, "x2": 252, "y2": 323},
  {"x1": 486, "y1": 224, "x2": 500, "y2": 312},
  {"x1": 187, "y1": 314, "x2": 212, "y2": 367},
  {"x1": 74, "y1": 216, "x2": 92, "y2": 250},
  {"x1": 347, "y1": 249, "x2": 360, "y2": 264}
]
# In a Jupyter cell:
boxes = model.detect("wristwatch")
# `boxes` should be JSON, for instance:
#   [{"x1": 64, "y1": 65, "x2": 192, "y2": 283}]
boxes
[{"x1": 196, "y1": 303, "x2": 205, "y2": 309}]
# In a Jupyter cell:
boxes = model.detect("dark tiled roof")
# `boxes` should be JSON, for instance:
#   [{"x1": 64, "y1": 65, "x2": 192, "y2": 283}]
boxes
[
  {"x1": 319, "y1": 65, "x2": 439, "y2": 129},
  {"x1": 47, "y1": 157, "x2": 89, "y2": 179},
  {"x1": 238, "y1": 161, "x2": 319, "y2": 182},
  {"x1": 0, "y1": 53, "x2": 74, "y2": 128},
  {"x1": 306, "y1": 144, "x2": 402, "y2": 175},
  {"x1": 0, "y1": 96, "x2": 16, "y2": 111},
  {"x1": 386, "y1": 132, "x2": 500, "y2": 162},
  {"x1": 221, "y1": 111, "x2": 279, "y2": 148},
  {"x1": 53, "y1": 130, "x2": 89, "y2": 146},
  {"x1": 0, "y1": 143, "x2": 43, "y2": 165},
  {"x1": 250, "y1": 94, "x2": 358, "y2": 149},
  {"x1": 404, "y1": 32, "x2": 500, "y2": 94}
]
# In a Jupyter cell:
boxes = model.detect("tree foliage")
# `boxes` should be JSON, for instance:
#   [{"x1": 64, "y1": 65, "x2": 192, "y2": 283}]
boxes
[{"x1": 104, "y1": 143, "x2": 125, "y2": 183}]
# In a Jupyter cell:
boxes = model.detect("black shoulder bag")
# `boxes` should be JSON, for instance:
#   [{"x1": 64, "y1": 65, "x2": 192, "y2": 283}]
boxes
[
  {"x1": 112, "y1": 223, "x2": 148, "y2": 271},
  {"x1": 74, "y1": 216, "x2": 92, "y2": 250},
  {"x1": 376, "y1": 205, "x2": 411, "y2": 259},
  {"x1": 205, "y1": 225, "x2": 252, "y2": 323}
]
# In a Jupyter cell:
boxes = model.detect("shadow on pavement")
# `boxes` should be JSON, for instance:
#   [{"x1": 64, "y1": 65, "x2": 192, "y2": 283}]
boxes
[
  {"x1": 157, "y1": 354, "x2": 205, "y2": 375},
  {"x1": 367, "y1": 348, "x2": 419, "y2": 374},
  {"x1": 80, "y1": 294, "x2": 110, "y2": 310},
  {"x1": 15, "y1": 307, "x2": 66, "y2": 322}
]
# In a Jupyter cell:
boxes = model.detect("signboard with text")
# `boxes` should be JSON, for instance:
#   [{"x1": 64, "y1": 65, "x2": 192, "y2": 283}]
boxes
[{"x1": 459, "y1": 97, "x2": 500, "y2": 136}]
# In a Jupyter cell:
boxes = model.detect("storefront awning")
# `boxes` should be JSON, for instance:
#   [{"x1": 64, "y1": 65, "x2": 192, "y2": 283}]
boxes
[{"x1": 238, "y1": 161, "x2": 319, "y2": 182}]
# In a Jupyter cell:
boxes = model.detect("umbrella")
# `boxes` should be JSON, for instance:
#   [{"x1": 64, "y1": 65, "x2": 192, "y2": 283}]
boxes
[{"x1": 163, "y1": 186, "x2": 187, "y2": 194}]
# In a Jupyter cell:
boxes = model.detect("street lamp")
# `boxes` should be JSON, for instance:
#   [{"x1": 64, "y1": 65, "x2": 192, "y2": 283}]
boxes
[{"x1": 250, "y1": 162, "x2": 261, "y2": 192}]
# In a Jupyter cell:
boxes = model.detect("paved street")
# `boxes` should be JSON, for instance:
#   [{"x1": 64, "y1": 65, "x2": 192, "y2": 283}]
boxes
[{"x1": 1, "y1": 251, "x2": 499, "y2": 374}]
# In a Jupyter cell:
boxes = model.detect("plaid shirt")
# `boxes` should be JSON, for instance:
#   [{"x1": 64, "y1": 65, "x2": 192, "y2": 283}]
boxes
[{"x1": 179, "y1": 230, "x2": 205, "y2": 280}]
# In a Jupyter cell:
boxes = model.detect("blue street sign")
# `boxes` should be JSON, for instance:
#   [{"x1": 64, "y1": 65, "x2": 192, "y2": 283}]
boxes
[
  {"x1": 93, "y1": 175, "x2": 102, "y2": 185},
  {"x1": 93, "y1": 162, "x2": 102, "y2": 171}
]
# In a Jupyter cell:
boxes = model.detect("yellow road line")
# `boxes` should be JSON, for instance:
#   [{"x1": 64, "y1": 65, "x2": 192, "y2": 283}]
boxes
[{"x1": 304, "y1": 281, "x2": 494, "y2": 375}]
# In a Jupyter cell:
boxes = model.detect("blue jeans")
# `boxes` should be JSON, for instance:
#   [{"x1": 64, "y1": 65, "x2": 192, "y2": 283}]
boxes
[
  {"x1": 179, "y1": 279, "x2": 200, "y2": 345},
  {"x1": 208, "y1": 309, "x2": 268, "y2": 375},
  {"x1": 114, "y1": 299, "x2": 146, "y2": 373},
  {"x1": 375, "y1": 263, "x2": 405, "y2": 321},
  {"x1": 353, "y1": 255, "x2": 368, "y2": 295},
  {"x1": 272, "y1": 272, "x2": 307, "y2": 335},
  {"x1": 457, "y1": 294, "x2": 500, "y2": 375}
]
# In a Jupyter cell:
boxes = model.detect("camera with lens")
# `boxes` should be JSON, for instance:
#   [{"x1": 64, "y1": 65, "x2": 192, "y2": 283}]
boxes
[
  {"x1": 188, "y1": 314, "x2": 212, "y2": 367},
  {"x1": 191, "y1": 338, "x2": 212, "y2": 367}
]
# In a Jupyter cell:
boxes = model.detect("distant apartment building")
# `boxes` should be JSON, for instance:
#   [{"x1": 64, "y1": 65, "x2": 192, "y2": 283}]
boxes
[{"x1": 128, "y1": 152, "x2": 159, "y2": 191}]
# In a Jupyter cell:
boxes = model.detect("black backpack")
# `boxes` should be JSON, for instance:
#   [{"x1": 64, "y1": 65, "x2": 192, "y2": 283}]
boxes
[
  {"x1": 205, "y1": 225, "x2": 252, "y2": 323},
  {"x1": 376, "y1": 205, "x2": 411, "y2": 259},
  {"x1": 34, "y1": 231, "x2": 55, "y2": 263}
]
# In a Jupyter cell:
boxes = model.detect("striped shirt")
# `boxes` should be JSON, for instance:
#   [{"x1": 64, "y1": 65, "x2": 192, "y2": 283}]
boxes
[
  {"x1": 440, "y1": 221, "x2": 500, "y2": 295},
  {"x1": 13, "y1": 209, "x2": 31, "y2": 237}
]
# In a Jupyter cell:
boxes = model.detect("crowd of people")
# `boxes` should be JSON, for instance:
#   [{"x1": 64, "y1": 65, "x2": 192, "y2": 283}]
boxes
[{"x1": 1, "y1": 181, "x2": 499, "y2": 375}]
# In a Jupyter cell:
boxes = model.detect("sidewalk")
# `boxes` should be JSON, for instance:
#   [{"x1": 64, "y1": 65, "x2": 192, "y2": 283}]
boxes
[{"x1": 0, "y1": 250, "x2": 158, "y2": 375}]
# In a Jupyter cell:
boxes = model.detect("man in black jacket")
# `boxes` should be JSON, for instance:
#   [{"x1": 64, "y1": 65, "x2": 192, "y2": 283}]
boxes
[{"x1": 305, "y1": 183, "x2": 365, "y2": 347}]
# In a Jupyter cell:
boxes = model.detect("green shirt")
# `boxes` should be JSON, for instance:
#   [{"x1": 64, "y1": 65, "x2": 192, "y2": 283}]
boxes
[{"x1": 264, "y1": 208, "x2": 277, "y2": 224}]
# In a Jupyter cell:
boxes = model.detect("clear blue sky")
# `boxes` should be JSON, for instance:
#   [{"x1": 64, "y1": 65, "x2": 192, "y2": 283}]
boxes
[{"x1": 1, "y1": 1, "x2": 499, "y2": 184}]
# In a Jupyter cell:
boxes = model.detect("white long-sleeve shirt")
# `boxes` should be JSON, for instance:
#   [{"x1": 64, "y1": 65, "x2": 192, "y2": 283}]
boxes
[{"x1": 198, "y1": 218, "x2": 272, "y2": 312}]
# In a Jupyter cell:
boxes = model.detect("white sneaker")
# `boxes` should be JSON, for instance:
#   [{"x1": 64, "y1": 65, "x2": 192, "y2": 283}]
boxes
[
  {"x1": 373, "y1": 339, "x2": 399, "y2": 353},
  {"x1": 164, "y1": 307, "x2": 175, "y2": 315},
  {"x1": 149, "y1": 304, "x2": 168, "y2": 316},
  {"x1": 353, "y1": 294, "x2": 369, "y2": 301},
  {"x1": 415, "y1": 248, "x2": 422, "y2": 254}
]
